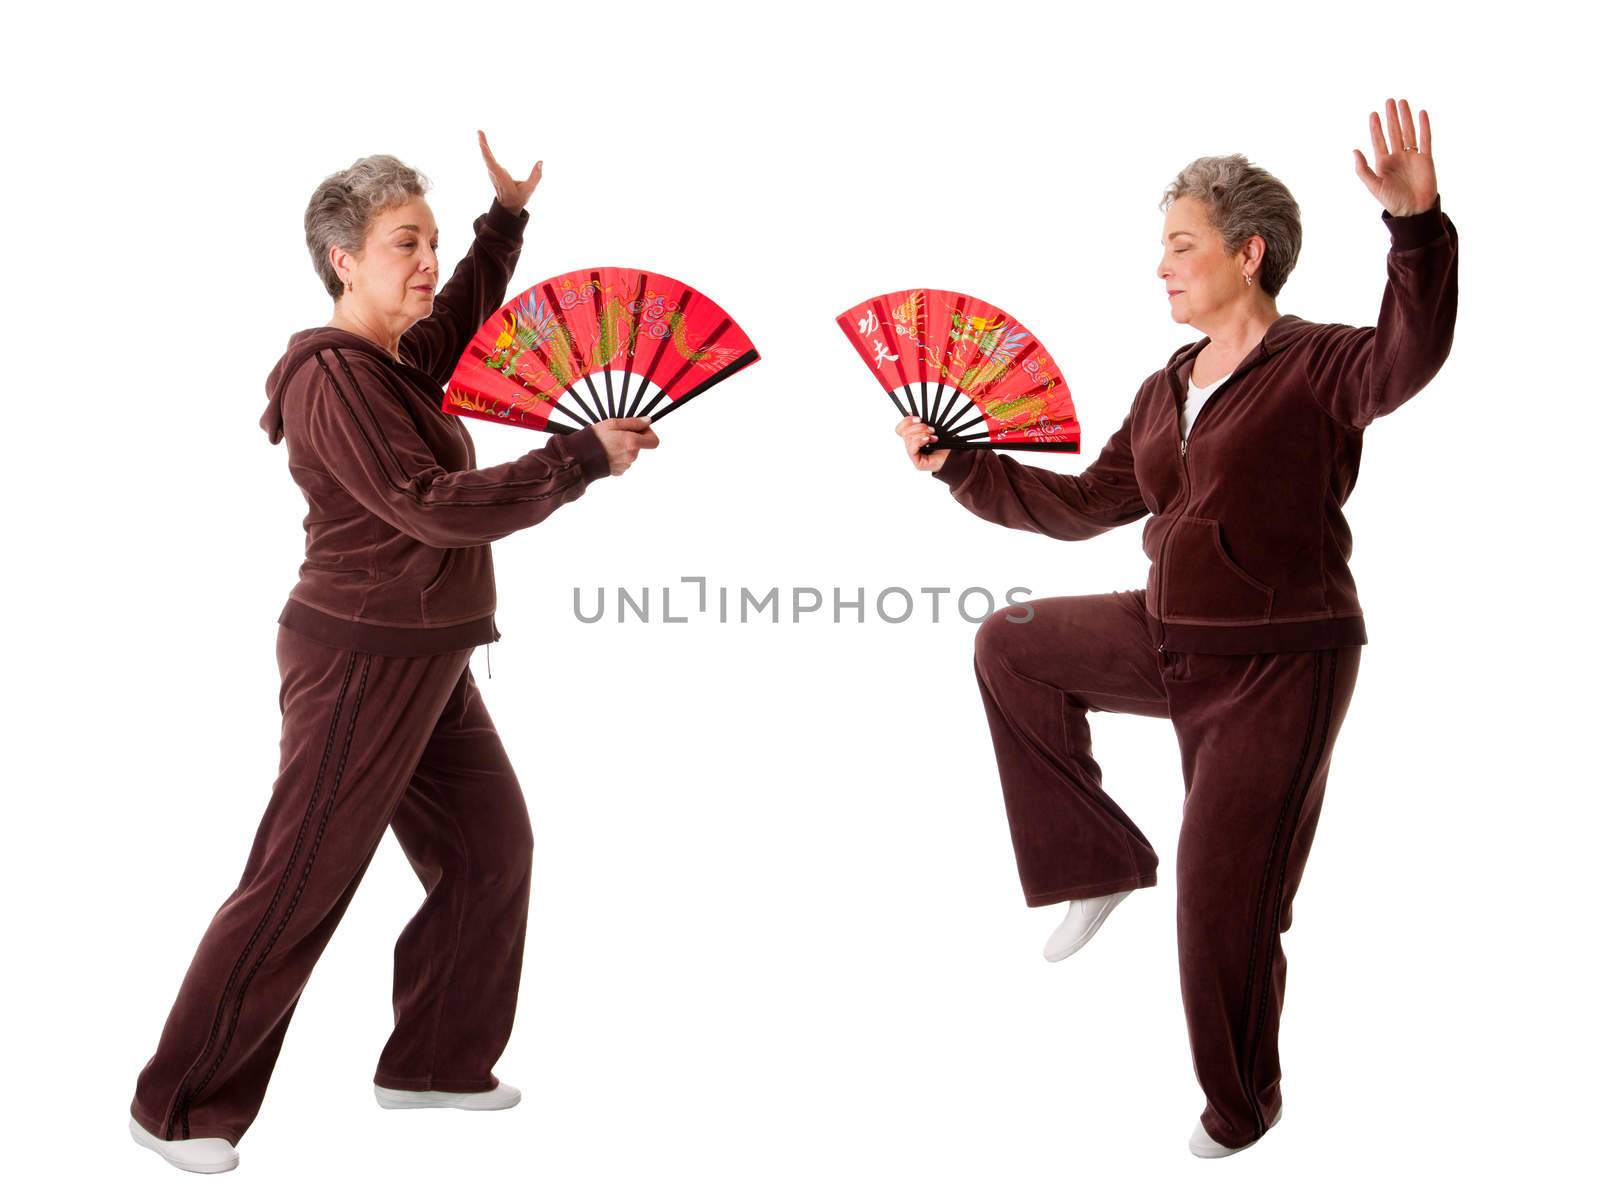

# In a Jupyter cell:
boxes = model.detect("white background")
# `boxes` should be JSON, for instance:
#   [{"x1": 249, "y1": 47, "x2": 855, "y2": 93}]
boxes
[{"x1": 4, "y1": 0, "x2": 1593, "y2": 1193}]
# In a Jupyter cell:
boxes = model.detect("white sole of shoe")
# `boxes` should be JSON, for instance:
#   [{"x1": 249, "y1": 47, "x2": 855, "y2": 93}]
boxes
[
  {"x1": 1190, "y1": 1103, "x2": 1283, "y2": 1158},
  {"x1": 374, "y1": 1083, "x2": 521, "y2": 1111},
  {"x1": 129, "y1": 1116, "x2": 239, "y2": 1173}
]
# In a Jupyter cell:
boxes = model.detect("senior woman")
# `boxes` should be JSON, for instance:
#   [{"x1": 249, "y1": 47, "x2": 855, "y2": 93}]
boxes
[
  {"x1": 897, "y1": 99, "x2": 1457, "y2": 1157},
  {"x1": 129, "y1": 136, "x2": 658, "y2": 1174}
]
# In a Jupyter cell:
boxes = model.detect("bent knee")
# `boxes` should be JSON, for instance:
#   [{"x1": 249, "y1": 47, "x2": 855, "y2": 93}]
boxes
[
  {"x1": 470, "y1": 789, "x2": 533, "y2": 884},
  {"x1": 974, "y1": 605, "x2": 1036, "y2": 674}
]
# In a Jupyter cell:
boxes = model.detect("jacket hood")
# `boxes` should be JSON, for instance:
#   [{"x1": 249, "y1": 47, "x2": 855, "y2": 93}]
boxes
[{"x1": 262, "y1": 327, "x2": 395, "y2": 445}]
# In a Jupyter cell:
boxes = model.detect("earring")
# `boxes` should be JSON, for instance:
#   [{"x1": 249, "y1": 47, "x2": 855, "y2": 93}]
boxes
[{"x1": 1244, "y1": 273, "x2": 1253, "y2": 287}]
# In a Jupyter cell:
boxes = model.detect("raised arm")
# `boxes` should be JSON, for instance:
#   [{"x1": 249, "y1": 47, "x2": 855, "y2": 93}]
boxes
[
  {"x1": 924, "y1": 407, "x2": 1149, "y2": 540},
  {"x1": 398, "y1": 198, "x2": 529, "y2": 386},
  {"x1": 1302, "y1": 98, "x2": 1459, "y2": 430},
  {"x1": 399, "y1": 133, "x2": 546, "y2": 386},
  {"x1": 289, "y1": 347, "x2": 613, "y2": 549}
]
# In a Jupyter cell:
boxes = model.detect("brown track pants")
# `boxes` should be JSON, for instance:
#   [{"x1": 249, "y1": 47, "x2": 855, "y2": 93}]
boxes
[
  {"x1": 972, "y1": 588, "x2": 1361, "y2": 1150},
  {"x1": 130, "y1": 624, "x2": 533, "y2": 1145}
]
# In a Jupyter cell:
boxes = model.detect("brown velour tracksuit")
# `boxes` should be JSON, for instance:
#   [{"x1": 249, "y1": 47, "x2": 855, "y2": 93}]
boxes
[
  {"x1": 931, "y1": 198, "x2": 1458, "y2": 1149},
  {"x1": 130, "y1": 198, "x2": 612, "y2": 1146}
]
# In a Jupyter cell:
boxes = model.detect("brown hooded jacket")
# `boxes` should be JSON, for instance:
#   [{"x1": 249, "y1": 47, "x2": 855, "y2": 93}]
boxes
[
  {"x1": 260, "y1": 198, "x2": 610, "y2": 656},
  {"x1": 932, "y1": 198, "x2": 1459, "y2": 653}
]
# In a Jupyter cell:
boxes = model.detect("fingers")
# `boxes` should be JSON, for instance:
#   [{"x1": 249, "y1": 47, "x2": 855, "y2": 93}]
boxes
[
  {"x1": 898, "y1": 419, "x2": 939, "y2": 459},
  {"x1": 596, "y1": 417, "x2": 660, "y2": 463},
  {"x1": 526, "y1": 159, "x2": 543, "y2": 187},
  {"x1": 1397, "y1": 98, "x2": 1417, "y2": 152},
  {"x1": 1352, "y1": 147, "x2": 1380, "y2": 190},
  {"x1": 607, "y1": 445, "x2": 641, "y2": 476},
  {"x1": 1368, "y1": 108, "x2": 1389, "y2": 162},
  {"x1": 1385, "y1": 97, "x2": 1404, "y2": 154},
  {"x1": 610, "y1": 435, "x2": 658, "y2": 473},
  {"x1": 477, "y1": 129, "x2": 504, "y2": 175},
  {"x1": 1418, "y1": 107, "x2": 1432, "y2": 156}
]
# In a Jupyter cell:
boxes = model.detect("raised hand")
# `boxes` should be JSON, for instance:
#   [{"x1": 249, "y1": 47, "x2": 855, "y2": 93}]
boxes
[
  {"x1": 1352, "y1": 98, "x2": 1437, "y2": 218},
  {"x1": 896, "y1": 415, "x2": 950, "y2": 472},
  {"x1": 477, "y1": 130, "x2": 543, "y2": 214}
]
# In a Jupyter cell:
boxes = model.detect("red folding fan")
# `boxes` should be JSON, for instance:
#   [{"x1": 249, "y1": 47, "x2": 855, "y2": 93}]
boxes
[
  {"x1": 443, "y1": 267, "x2": 759, "y2": 432},
  {"x1": 837, "y1": 289, "x2": 1080, "y2": 453}
]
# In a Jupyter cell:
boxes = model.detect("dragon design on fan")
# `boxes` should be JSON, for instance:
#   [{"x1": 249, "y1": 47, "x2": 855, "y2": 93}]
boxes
[
  {"x1": 887, "y1": 291, "x2": 952, "y2": 375},
  {"x1": 633, "y1": 290, "x2": 740, "y2": 372},
  {"x1": 443, "y1": 266, "x2": 761, "y2": 434},
  {"x1": 890, "y1": 291, "x2": 924, "y2": 336},
  {"x1": 488, "y1": 284, "x2": 738, "y2": 384},
  {"x1": 442, "y1": 386, "x2": 542, "y2": 422},
  {"x1": 836, "y1": 287, "x2": 1081, "y2": 453},
  {"x1": 485, "y1": 292, "x2": 559, "y2": 377},
  {"x1": 950, "y1": 312, "x2": 1030, "y2": 393}
]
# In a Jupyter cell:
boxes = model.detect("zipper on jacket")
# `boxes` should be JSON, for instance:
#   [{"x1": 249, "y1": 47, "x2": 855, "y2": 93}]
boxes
[
  {"x1": 1178, "y1": 367, "x2": 1234, "y2": 457},
  {"x1": 1159, "y1": 365, "x2": 1237, "y2": 618},
  {"x1": 1156, "y1": 334, "x2": 1278, "y2": 632},
  {"x1": 1157, "y1": 380, "x2": 1194, "y2": 621},
  {"x1": 1157, "y1": 436, "x2": 1189, "y2": 623}
]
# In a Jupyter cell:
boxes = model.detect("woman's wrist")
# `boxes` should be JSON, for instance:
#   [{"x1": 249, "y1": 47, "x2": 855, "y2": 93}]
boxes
[{"x1": 1381, "y1": 195, "x2": 1446, "y2": 250}]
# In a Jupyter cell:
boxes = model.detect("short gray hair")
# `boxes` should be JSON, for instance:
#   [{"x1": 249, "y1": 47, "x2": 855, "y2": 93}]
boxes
[
  {"x1": 1160, "y1": 154, "x2": 1302, "y2": 298},
  {"x1": 304, "y1": 154, "x2": 432, "y2": 301}
]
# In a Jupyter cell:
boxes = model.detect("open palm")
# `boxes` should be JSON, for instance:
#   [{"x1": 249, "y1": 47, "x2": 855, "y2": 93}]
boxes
[
  {"x1": 477, "y1": 130, "x2": 543, "y2": 213},
  {"x1": 1353, "y1": 98, "x2": 1437, "y2": 218}
]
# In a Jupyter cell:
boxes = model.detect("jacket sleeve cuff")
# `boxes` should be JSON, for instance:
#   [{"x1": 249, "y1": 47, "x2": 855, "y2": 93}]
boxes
[
  {"x1": 1382, "y1": 194, "x2": 1446, "y2": 251},
  {"x1": 931, "y1": 448, "x2": 980, "y2": 490},
  {"x1": 483, "y1": 196, "x2": 530, "y2": 241},
  {"x1": 558, "y1": 423, "x2": 612, "y2": 484}
]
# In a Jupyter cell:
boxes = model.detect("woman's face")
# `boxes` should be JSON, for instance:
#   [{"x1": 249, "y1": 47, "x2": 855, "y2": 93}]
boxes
[
  {"x1": 339, "y1": 196, "x2": 440, "y2": 327},
  {"x1": 1157, "y1": 195, "x2": 1256, "y2": 326}
]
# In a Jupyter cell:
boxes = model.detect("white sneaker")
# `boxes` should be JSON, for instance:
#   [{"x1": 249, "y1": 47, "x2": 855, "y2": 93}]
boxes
[
  {"x1": 374, "y1": 1081, "x2": 522, "y2": 1110},
  {"x1": 129, "y1": 1116, "x2": 239, "y2": 1174},
  {"x1": 1042, "y1": 889, "x2": 1134, "y2": 961},
  {"x1": 1189, "y1": 1103, "x2": 1283, "y2": 1158}
]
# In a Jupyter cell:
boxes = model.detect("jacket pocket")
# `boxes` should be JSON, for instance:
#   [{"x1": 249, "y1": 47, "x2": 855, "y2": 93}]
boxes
[
  {"x1": 419, "y1": 550, "x2": 457, "y2": 622},
  {"x1": 303, "y1": 558, "x2": 368, "y2": 577},
  {"x1": 1159, "y1": 516, "x2": 1274, "y2": 622}
]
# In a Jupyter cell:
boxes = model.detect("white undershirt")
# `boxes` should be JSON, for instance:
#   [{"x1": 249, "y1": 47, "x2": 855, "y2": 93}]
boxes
[{"x1": 1181, "y1": 370, "x2": 1232, "y2": 439}]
